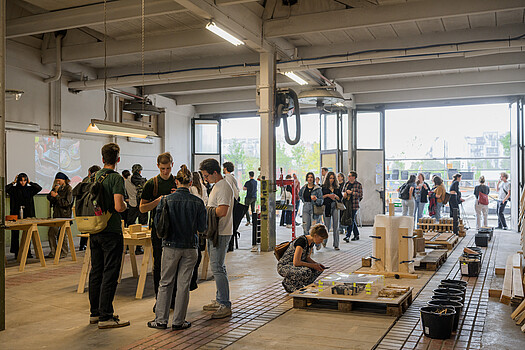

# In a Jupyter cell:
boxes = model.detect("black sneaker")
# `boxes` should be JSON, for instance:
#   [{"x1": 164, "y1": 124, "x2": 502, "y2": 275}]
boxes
[
  {"x1": 351, "y1": 236, "x2": 359, "y2": 241},
  {"x1": 343, "y1": 237, "x2": 350, "y2": 243},
  {"x1": 147, "y1": 320, "x2": 167, "y2": 329},
  {"x1": 172, "y1": 321, "x2": 191, "y2": 330}
]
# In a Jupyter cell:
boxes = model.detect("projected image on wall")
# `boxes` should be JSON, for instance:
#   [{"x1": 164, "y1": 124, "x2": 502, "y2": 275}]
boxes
[{"x1": 35, "y1": 136, "x2": 83, "y2": 193}]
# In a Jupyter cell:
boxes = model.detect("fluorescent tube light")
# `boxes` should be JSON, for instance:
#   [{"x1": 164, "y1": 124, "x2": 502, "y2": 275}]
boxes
[
  {"x1": 86, "y1": 119, "x2": 158, "y2": 138},
  {"x1": 335, "y1": 102, "x2": 345, "y2": 107},
  {"x1": 5, "y1": 121, "x2": 40, "y2": 132},
  {"x1": 283, "y1": 72, "x2": 308, "y2": 85},
  {"x1": 127, "y1": 136, "x2": 154, "y2": 144},
  {"x1": 205, "y1": 22, "x2": 244, "y2": 46}
]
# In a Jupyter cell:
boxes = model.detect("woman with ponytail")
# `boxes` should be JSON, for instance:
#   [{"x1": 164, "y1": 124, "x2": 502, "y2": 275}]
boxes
[{"x1": 148, "y1": 165, "x2": 207, "y2": 330}]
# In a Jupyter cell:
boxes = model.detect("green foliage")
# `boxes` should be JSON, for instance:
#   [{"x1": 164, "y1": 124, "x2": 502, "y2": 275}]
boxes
[{"x1": 500, "y1": 132, "x2": 510, "y2": 156}]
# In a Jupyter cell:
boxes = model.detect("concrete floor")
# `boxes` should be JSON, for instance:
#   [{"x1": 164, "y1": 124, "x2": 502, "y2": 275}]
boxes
[{"x1": 1, "y1": 217, "x2": 525, "y2": 349}]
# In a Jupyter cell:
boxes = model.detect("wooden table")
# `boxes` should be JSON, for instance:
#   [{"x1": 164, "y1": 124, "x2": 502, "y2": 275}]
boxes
[
  {"x1": 5, "y1": 218, "x2": 77, "y2": 272},
  {"x1": 77, "y1": 231, "x2": 153, "y2": 299}
]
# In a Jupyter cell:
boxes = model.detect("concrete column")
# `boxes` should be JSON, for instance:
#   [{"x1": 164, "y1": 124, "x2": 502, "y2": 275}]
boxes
[
  {"x1": 0, "y1": 0, "x2": 6, "y2": 331},
  {"x1": 258, "y1": 51, "x2": 276, "y2": 252},
  {"x1": 348, "y1": 107, "x2": 356, "y2": 171}
]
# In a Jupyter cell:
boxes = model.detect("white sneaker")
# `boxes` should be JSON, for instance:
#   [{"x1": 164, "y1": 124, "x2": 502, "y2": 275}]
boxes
[
  {"x1": 203, "y1": 300, "x2": 220, "y2": 311},
  {"x1": 211, "y1": 305, "x2": 232, "y2": 319},
  {"x1": 286, "y1": 224, "x2": 292, "y2": 228},
  {"x1": 251, "y1": 245, "x2": 258, "y2": 253}
]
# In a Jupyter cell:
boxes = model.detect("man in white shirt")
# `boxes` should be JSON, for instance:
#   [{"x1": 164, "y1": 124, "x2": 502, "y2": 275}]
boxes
[
  {"x1": 222, "y1": 161, "x2": 239, "y2": 200},
  {"x1": 496, "y1": 172, "x2": 511, "y2": 230},
  {"x1": 200, "y1": 158, "x2": 233, "y2": 319}
]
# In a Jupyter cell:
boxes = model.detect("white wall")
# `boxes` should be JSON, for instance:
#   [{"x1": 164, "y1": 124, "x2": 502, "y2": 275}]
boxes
[{"x1": 5, "y1": 43, "x2": 194, "y2": 183}]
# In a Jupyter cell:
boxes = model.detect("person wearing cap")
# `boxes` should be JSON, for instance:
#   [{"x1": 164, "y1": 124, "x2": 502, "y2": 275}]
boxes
[{"x1": 47, "y1": 172, "x2": 73, "y2": 258}]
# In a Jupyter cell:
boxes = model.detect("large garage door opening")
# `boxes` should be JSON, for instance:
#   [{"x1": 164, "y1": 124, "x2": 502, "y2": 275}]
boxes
[{"x1": 385, "y1": 103, "x2": 511, "y2": 228}]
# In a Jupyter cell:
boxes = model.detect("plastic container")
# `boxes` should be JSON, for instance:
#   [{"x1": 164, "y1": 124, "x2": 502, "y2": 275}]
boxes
[
  {"x1": 440, "y1": 279, "x2": 467, "y2": 288},
  {"x1": 438, "y1": 284, "x2": 466, "y2": 294},
  {"x1": 433, "y1": 288, "x2": 465, "y2": 303},
  {"x1": 427, "y1": 300, "x2": 463, "y2": 331},
  {"x1": 431, "y1": 295, "x2": 462, "y2": 303},
  {"x1": 420, "y1": 306, "x2": 456, "y2": 339},
  {"x1": 478, "y1": 227, "x2": 493, "y2": 241},
  {"x1": 475, "y1": 233, "x2": 489, "y2": 247}
]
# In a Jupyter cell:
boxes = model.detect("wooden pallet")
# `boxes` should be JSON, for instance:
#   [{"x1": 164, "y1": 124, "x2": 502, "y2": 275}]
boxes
[
  {"x1": 415, "y1": 249, "x2": 448, "y2": 271},
  {"x1": 291, "y1": 285, "x2": 413, "y2": 316},
  {"x1": 425, "y1": 233, "x2": 459, "y2": 250}
]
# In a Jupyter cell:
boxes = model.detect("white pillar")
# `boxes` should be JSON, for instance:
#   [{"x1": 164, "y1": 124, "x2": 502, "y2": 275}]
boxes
[{"x1": 258, "y1": 51, "x2": 276, "y2": 251}]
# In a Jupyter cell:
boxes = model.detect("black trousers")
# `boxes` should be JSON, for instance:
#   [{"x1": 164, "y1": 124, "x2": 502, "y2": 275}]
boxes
[
  {"x1": 245, "y1": 197, "x2": 256, "y2": 223},
  {"x1": 89, "y1": 232, "x2": 123, "y2": 321},
  {"x1": 127, "y1": 205, "x2": 148, "y2": 226},
  {"x1": 449, "y1": 195, "x2": 460, "y2": 218},
  {"x1": 151, "y1": 228, "x2": 163, "y2": 297}
]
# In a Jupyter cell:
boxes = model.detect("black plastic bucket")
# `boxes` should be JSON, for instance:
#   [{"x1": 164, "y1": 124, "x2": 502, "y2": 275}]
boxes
[
  {"x1": 420, "y1": 306, "x2": 456, "y2": 339},
  {"x1": 433, "y1": 288, "x2": 465, "y2": 303},
  {"x1": 431, "y1": 295, "x2": 462, "y2": 303},
  {"x1": 427, "y1": 300, "x2": 463, "y2": 331},
  {"x1": 438, "y1": 284, "x2": 466, "y2": 294},
  {"x1": 441, "y1": 279, "x2": 467, "y2": 288}
]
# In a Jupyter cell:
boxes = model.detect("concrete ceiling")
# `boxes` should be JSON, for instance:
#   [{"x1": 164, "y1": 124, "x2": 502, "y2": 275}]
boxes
[{"x1": 7, "y1": 0, "x2": 525, "y2": 112}]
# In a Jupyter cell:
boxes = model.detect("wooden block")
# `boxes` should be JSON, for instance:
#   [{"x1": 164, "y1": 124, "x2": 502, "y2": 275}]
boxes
[
  {"x1": 513, "y1": 254, "x2": 522, "y2": 269},
  {"x1": 511, "y1": 297, "x2": 525, "y2": 319},
  {"x1": 130, "y1": 232, "x2": 147, "y2": 239},
  {"x1": 388, "y1": 202, "x2": 395, "y2": 216},
  {"x1": 128, "y1": 224, "x2": 143, "y2": 233},
  {"x1": 338, "y1": 301, "x2": 353, "y2": 312},
  {"x1": 522, "y1": 323, "x2": 525, "y2": 332},
  {"x1": 414, "y1": 237, "x2": 425, "y2": 253},
  {"x1": 293, "y1": 297, "x2": 308, "y2": 308},
  {"x1": 515, "y1": 311, "x2": 525, "y2": 325},
  {"x1": 362, "y1": 257, "x2": 372, "y2": 267},
  {"x1": 495, "y1": 268, "x2": 506, "y2": 276},
  {"x1": 386, "y1": 305, "x2": 403, "y2": 317},
  {"x1": 489, "y1": 289, "x2": 502, "y2": 298}
]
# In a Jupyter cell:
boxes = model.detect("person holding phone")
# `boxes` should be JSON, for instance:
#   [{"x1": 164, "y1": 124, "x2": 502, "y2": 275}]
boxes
[
  {"x1": 5, "y1": 173, "x2": 42, "y2": 259},
  {"x1": 277, "y1": 224, "x2": 329, "y2": 293}
]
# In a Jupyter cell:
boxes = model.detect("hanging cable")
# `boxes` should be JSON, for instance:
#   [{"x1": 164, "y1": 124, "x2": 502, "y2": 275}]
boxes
[
  {"x1": 276, "y1": 89, "x2": 301, "y2": 145},
  {"x1": 141, "y1": 0, "x2": 145, "y2": 115},
  {"x1": 103, "y1": 0, "x2": 108, "y2": 120}
]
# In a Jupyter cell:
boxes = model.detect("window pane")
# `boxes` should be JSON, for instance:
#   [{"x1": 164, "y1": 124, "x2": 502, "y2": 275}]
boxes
[
  {"x1": 357, "y1": 112, "x2": 381, "y2": 149},
  {"x1": 195, "y1": 121, "x2": 218, "y2": 153},
  {"x1": 321, "y1": 114, "x2": 337, "y2": 150}
]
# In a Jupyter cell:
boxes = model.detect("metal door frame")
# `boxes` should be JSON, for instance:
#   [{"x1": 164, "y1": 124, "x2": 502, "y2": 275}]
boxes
[
  {"x1": 191, "y1": 117, "x2": 221, "y2": 171},
  {"x1": 320, "y1": 110, "x2": 345, "y2": 173},
  {"x1": 354, "y1": 106, "x2": 386, "y2": 213}
]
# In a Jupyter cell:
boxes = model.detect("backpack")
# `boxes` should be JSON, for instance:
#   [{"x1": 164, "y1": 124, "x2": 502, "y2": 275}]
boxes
[
  {"x1": 399, "y1": 183, "x2": 410, "y2": 200},
  {"x1": 155, "y1": 196, "x2": 170, "y2": 239},
  {"x1": 274, "y1": 241, "x2": 291, "y2": 260},
  {"x1": 74, "y1": 170, "x2": 116, "y2": 234},
  {"x1": 442, "y1": 192, "x2": 451, "y2": 205}
]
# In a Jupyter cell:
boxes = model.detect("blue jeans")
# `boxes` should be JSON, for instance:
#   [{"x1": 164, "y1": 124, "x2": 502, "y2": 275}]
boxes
[
  {"x1": 414, "y1": 199, "x2": 425, "y2": 225},
  {"x1": 434, "y1": 202, "x2": 443, "y2": 221},
  {"x1": 302, "y1": 202, "x2": 321, "y2": 235},
  {"x1": 345, "y1": 210, "x2": 360, "y2": 239},
  {"x1": 208, "y1": 235, "x2": 231, "y2": 308}
]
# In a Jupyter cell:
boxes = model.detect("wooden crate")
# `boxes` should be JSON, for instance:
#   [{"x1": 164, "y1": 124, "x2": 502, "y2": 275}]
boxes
[{"x1": 291, "y1": 285, "x2": 413, "y2": 316}]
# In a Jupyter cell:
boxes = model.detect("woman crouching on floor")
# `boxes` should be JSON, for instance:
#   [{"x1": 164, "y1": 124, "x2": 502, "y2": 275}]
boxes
[{"x1": 277, "y1": 224, "x2": 329, "y2": 293}]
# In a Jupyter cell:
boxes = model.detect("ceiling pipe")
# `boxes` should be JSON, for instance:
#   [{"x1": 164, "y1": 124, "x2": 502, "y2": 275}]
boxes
[
  {"x1": 44, "y1": 31, "x2": 66, "y2": 83},
  {"x1": 68, "y1": 38, "x2": 525, "y2": 90}
]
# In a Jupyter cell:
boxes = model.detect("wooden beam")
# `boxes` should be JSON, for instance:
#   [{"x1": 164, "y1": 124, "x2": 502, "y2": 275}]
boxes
[
  {"x1": 264, "y1": 0, "x2": 525, "y2": 37},
  {"x1": 500, "y1": 255, "x2": 514, "y2": 305},
  {"x1": 42, "y1": 29, "x2": 223, "y2": 64},
  {"x1": 215, "y1": 0, "x2": 260, "y2": 5},
  {"x1": 7, "y1": 0, "x2": 186, "y2": 38}
]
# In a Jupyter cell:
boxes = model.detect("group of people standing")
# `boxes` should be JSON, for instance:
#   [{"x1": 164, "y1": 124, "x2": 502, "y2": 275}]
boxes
[
  {"x1": 398, "y1": 171, "x2": 511, "y2": 230},
  {"x1": 298, "y1": 169, "x2": 363, "y2": 250}
]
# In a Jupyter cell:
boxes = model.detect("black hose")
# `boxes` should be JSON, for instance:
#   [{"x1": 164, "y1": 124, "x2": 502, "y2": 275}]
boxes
[{"x1": 281, "y1": 89, "x2": 301, "y2": 145}]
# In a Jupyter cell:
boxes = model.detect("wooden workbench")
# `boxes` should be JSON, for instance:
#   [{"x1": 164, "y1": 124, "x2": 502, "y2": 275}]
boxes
[
  {"x1": 5, "y1": 218, "x2": 76, "y2": 272},
  {"x1": 77, "y1": 230, "x2": 153, "y2": 299}
]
